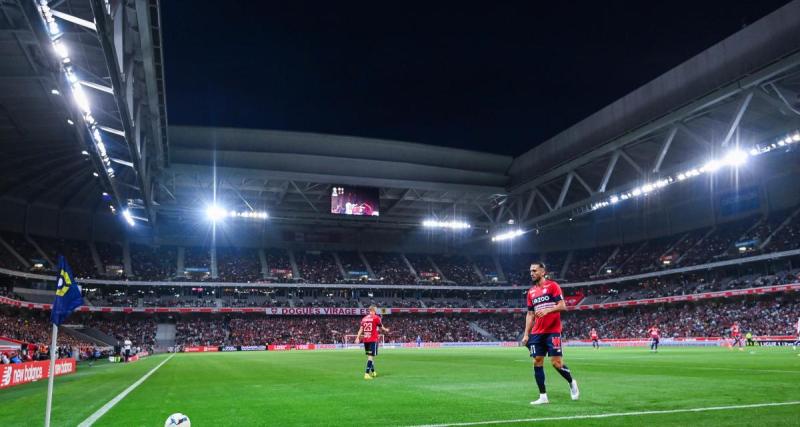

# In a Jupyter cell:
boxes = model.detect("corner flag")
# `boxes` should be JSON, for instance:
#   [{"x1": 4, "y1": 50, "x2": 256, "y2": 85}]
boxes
[{"x1": 50, "y1": 255, "x2": 83, "y2": 326}]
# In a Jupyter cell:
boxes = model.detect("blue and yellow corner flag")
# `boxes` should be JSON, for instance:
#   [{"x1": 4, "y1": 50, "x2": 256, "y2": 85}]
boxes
[{"x1": 51, "y1": 255, "x2": 84, "y2": 326}]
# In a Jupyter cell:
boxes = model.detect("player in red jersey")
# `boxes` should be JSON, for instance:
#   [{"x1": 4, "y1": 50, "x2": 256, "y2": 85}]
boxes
[
  {"x1": 730, "y1": 322, "x2": 744, "y2": 351},
  {"x1": 355, "y1": 305, "x2": 389, "y2": 380},
  {"x1": 590, "y1": 328, "x2": 599, "y2": 349},
  {"x1": 521, "y1": 262, "x2": 579, "y2": 405},
  {"x1": 648, "y1": 325, "x2": 660, "y2": 352}
]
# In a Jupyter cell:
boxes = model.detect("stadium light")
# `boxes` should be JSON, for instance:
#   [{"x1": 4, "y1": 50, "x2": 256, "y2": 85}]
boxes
[
  {"x1": 206, "y1": 205, "x2": 227, "y2": 222},
  {"x1": 701, "y1": 159, "x2": 722, "y2": 173},
  {"x1": 422, "y1": 219, "x2": 471, "y2": 230},
  {"x1": 36, "y1": 3, "x2": 117, "y2": 184},
  {"x1": 206, "y1": 206, "x2": 268, "y2": 221},
  {"x1": 722, "y1": 149, "x2": 748, "y2": 167},
  {"x1": 491, "y1": 229, "x2": 524, "y2": 242},
  {"x1": 122, "y1": 209, "x2": 135, "y2": 226}
]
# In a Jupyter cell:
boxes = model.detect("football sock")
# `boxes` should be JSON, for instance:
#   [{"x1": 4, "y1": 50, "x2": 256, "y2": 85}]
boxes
[
  {"x1": 555, "y1": 365, "x2": 573, "y2": 383},
  {"x1": 366, "y1": 360, "x2": 374, "y2": 373},
  {"x1": 533, "y1": 366, "x2": 546, "y2": 393}
]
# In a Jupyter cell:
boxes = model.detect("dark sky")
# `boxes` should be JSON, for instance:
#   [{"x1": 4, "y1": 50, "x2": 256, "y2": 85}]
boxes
[{"x1": 162, "y1": 1, "x2": 790, "y2": 157}]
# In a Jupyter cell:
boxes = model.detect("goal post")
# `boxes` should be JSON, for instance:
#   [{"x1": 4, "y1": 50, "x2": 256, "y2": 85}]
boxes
[{"x1": 343, "y1": 335, "x2": 385, "y2": 348}]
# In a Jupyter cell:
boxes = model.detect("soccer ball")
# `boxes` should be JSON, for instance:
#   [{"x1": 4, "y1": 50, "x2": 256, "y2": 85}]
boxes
[{"x1": 165, "y1": 413, "x2": 190, "y2": 426}]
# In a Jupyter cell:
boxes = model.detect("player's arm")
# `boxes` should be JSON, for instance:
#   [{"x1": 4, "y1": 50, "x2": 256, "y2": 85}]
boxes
[
  {"x1": 354, "y1": 326, "x2": 363, "y2": 344},
  {"x1": 521, "y1": 311, "x2": 534, "y2": 345}
]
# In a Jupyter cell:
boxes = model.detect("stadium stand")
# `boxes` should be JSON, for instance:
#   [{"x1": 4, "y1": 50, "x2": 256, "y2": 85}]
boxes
[
  {"x1": 364, "y1": 252, "x2": 417, "y2": 285},
  {"x1": 217, "y1": 246, "x2": 261, "y2": 282},
  {"x1": 297, "y1": 251, "x2": 340, "y2": 283},
  {"x1": 131, "y1": 244, "x2": 177, "y2": 280}
]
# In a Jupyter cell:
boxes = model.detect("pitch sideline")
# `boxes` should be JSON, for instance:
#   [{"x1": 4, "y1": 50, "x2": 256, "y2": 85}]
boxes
[
  {"x1": 77, "y1": 354, "x2": 175, "y2": 427},
  {"x1": 408, "y1": 400, "x2": 800, "y2": 427}
]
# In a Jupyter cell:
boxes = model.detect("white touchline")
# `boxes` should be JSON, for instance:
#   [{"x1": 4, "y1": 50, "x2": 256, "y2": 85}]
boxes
[
  {"x1": 407, "y1": 401, "x2": 800, "y2": 427},
  {"x1": 77, "y1": 354, "x2": 175, "y2": 427}
]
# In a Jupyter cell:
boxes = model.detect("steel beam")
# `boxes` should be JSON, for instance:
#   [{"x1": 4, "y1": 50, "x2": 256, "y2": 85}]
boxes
[
  {"x1": 536, "y1": 190, "x2": 554, "y2": 212},
  {"x1": 652, "y1": 126, "x2": 678, "y2": 173},
  {"x1": 522, "y1": 189, "x2": 537, "y2": 219},
  {"x1": 555, "y1": 173, "x2": 574, "y2": 210},
  {"x1": 290, "y1": 181, "x2": 319, "y2": 212},
  {"x1": 509, "y1": 50, "x2": 800, "y2": 196},
  {"x1": 677, "y1": 123, "x2": 711, "y2": 149},
  {"x1": 51, "y1": 10, "x2": 97, "y2": 31},
  {"x1": 618, "y1": 150, "x2": 643, "y2": 177},
  {"x1": 597, "y1": 152, "x2": 619, "y2": 193},
  {"x1": 572, "y1": 171, "x2": 594, "y2": 195},
  {"x1": 720, "y1": 91, "x2": 753, "y2": 147}
]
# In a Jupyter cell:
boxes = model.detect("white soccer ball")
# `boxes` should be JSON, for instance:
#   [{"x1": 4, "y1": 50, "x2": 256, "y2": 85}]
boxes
[{"x1": 165, "y1": 413, "x2": 190, "y2": 427}]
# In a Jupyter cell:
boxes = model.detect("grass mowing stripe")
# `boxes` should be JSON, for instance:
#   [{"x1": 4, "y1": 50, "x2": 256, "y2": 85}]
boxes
[
  {"x1": 77, "y1": 354, "x2": 174, "y2": 427},
  {"x1": 406, "y1": 401, "x2": 800, "y2": 427}
]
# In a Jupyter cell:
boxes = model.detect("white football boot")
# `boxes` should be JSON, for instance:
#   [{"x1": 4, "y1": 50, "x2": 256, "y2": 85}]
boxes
[
  {"x1": 530, "y1": 394, "x2": 549, "y2": 405},
  {"x1": 569, "y1": 380, "x2": 580, "y2": 400}
]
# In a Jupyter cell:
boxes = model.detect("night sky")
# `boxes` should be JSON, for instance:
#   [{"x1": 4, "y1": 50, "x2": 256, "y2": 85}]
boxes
[{"x1": 162, "y1": 1, "x2": 790, "y2": 156}]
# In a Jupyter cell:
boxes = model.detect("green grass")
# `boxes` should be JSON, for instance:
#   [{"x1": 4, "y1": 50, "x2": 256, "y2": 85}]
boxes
[{"x1": 1, "y1": 346, "x2": 799, "y2": 426}]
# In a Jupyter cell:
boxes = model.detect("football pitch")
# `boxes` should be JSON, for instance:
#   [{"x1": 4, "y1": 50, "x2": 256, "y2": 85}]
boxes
[{"x1": 1, "y1": 346, "x2": 799, "y2": 426}]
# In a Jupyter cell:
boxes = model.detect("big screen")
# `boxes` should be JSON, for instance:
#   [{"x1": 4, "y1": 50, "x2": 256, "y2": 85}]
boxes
[{"x1": 331, "y1": 186, "x2": 379, "y2": 216}]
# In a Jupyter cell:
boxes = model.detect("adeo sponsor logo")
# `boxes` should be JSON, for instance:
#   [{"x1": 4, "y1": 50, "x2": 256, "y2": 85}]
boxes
[
  {"x1": 532, "y1": 295, "x2": 551, "y2": 304},
  {"x1": 221, "y1": 346, "x2": 238, "y2": 352}
]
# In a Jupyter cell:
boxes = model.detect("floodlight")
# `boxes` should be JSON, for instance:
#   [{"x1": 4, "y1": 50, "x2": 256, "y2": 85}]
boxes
[
  {"x1": 422, "y1": 220, "x2": 470, "y2": 230},
  {"x1": 206, "y1": 205, "x2": 226, "y2": 222},
  {"x1": 491, "y1": 229, "x2": 524, "y2": 242},
  {"x1": 122, "y1": 209, "x2": 135, "y2": 226},
  {"x1": 72, "y1": 86, "x2": 90, "y2": 113},
  {"x1": 722, "y1": 149, "x2": 748, "y2": 167},
  {"x1": 52, "y1": 40, "x2": 69, "y2": 59},
  {"x1": 702, "y1": 159, "x2": 722, "y2": 173},
  {"x1": 609, "y1": 195, "x2": 619, "y2": 204}
]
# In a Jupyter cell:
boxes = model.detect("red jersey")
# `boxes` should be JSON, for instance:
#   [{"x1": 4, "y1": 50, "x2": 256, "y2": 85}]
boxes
[
  {"x1": 649, "y1": 327, "x2": 660, "y2": 339},
  {"x1": 590, "y1": 330, "x2": 598, "y2": 340},
  {"x1": 360, "y1": 314, "x2": 383, "y2": 343},
  {"x1": 731, "y1": 324, "x2": 741, "y2": 337},
  {"x1": 526, "y1": 280, "x2": 563, "y2": 334}
]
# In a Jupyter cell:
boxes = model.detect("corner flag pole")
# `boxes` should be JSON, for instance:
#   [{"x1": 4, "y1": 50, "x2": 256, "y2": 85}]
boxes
[{"x1": 45, "y1": 323, "x2": 58, "y2": 427}]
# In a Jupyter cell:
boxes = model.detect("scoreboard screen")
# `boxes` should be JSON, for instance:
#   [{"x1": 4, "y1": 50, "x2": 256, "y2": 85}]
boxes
[{"x1": 331, "y1": 186, "x2": 379, "y2": 216}]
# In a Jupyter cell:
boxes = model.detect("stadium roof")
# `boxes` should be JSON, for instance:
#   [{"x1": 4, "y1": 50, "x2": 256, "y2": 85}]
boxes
[
  {"x1": 0, "y1": 0, "x2": 167, "y2": 221},
  {"x1": 158, "y1": 126, "x2": 512, "y2": 230},
  {"x1": 1, "y1": 1, "x2": 799, "y2": 238},
  {"x1": 503, "y1": 0, "x2": 800, "y2": 231}
]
